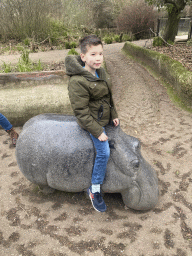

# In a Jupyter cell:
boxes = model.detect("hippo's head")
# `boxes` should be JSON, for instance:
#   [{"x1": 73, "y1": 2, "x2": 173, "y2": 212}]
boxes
[
  {"x1": 104, "y1": 124, "x2": 159, "y2": 210},
  {"x1": 105, "y1": 124, "x2": 141, "y2": 179}
]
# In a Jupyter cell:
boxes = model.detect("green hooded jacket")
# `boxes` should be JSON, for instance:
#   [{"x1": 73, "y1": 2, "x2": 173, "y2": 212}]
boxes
[{"x1": 65, "y1": 55, "x2": 118, "y2": 138}]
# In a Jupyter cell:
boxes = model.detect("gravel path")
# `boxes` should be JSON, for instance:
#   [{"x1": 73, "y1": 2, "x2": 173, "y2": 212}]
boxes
[
  {"x1": 105, "y1": 42, "x2": 192, "y2": 255},
  {"x1": 0, "y1": 41, "x2": 151, "y2": 66},
  {"x1": 1, "y1": 40, "x2": 192, "y2": 256}
]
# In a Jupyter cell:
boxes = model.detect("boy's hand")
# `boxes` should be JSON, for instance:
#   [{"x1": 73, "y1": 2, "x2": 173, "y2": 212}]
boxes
[
  {"x1": 113, "y1": 118, "x2": 119, "y2": 127},
  {"x1": 98, "y1": 132, "x2": 108, "y2": 141}
]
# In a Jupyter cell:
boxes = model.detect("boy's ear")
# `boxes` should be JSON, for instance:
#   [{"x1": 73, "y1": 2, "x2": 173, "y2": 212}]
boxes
[{"x1": 80, "y1": 53, "x2": 85, "y2": 62}]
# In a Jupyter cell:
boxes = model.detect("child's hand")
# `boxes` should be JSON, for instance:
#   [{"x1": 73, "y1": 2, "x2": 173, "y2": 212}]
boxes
[
  {"x1": 98, "y1": 132, "x2": 108, "y2": 141},
  {"x1": 113, "y1": 118, "x2": 119, "y2": 127}
]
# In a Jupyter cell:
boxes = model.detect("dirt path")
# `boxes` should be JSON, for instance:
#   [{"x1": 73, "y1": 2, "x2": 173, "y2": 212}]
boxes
[{"x1": 1, "y1": 43, "x2": 192, "y2": 256}]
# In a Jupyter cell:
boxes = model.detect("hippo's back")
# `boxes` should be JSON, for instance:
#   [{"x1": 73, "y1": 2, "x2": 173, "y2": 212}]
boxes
[{"x1": 16, "y1": 114, "x2": 95, "y2": 192}]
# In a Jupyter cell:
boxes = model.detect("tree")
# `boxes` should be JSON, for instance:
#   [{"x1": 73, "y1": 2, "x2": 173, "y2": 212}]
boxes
[{"x1": 146, "y1": 0, "x2": 192, "y2": 42}]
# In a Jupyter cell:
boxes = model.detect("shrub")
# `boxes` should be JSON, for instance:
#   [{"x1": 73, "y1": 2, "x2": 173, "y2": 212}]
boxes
[
  {"x1": 114, "y1": 35, "x2": 120, "y2": 42},
  {"x1": 24, "y1": 38, "x2": 30, "y2": 46},
  {"x1": 122, "y1": 34, "x2": 133, "y2": 42},
  {"x1": 70, "y1": 42, "x2": 77, "y2": 48},
  {"x1": 49, "y1": 19, "x2": 68, "y2": 45},
  {"x1": 16, "y1": 44, "x2": 24, "y2": 52},
  {"x1": 186, "y1": 39, "x2": 192, "y2": 46},
  {"x1": 68, "y1": 48, "x2": 79, "y2": 55},
  {"x1": 49, "y1": 19, "x2": 68, "y2": 38},
  {"x1": 65, "y1": 41, "x2": 77, "y2": 49},
  {"x1": 33, "y1": 59, "x2": 43, "y2": 71},
  {"x1": 1, "y1": 62, "x2": 12, "y2": 73},
  {"x1": 116, "y1": 0, "x2": 157, "y2": 40},
  {"x1": 21, "y1": 49, "x2": 30, "y2": 65},
  {"x1": 167, "y1": 40, "x2": 174, "y2": 45},
  {"x1": 153, "y1": 37, "x2": 164, "y2": 46},
  {"x1": 65, "y1": 42, "x2": 71, "y2": 49},
  {"x1": 17, "y1": 49, "x2": 43, "y2": 72},
  {"x1": 104, "y1": 36, "x2": 113, "y2": 44},
  {"x1": 0, "y1": 0, "x2": 52, "y2": 41}
]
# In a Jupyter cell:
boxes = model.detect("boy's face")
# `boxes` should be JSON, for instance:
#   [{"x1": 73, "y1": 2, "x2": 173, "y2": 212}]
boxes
[{"x1": 80, "y1": 44, "x2": 103, "y2": 75}]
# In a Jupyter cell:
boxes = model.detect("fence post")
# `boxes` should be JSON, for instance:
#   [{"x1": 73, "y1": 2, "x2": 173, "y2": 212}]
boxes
[
  {"x1": 188, "y1": 20, "x2": 192, "y2": 39},
  {"x1": 156, "y1": 18, "x2": 160, "y2": 36}
]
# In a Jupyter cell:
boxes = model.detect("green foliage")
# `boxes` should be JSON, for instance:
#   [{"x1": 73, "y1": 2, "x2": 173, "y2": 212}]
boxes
[
  {"x1": 1, "y1": 48, "x2": 43, "y2": 73},
  {"x1": 50, "y1": 19, "x2": 68, "y2": 37},
  {"x1": 167, "y1": 40, "x2": 174, "y2": 45},
  {"x1": 17, "y1": 49, "x2": 31, "y2": 72},
  {"x1": 68, "y1": 48, "x2": 79, "y2": 55},
  {"x1": 17, "y1": 61, "x2": 31, "y2": 72},
  {"x1": 65, "y1": 42, "x2": 71, "y2": 49},
  {"x1": 21, "y1": 49, "x2": 30, "y2": 65},
  {"x1": 104, "y1": 36, "x2": 113, "y2": 44},
  {"x1": 34, "y1": 60, "x2": 43, "y2": 71},
  {"x1": 1, "y1": 62, "x2": 12, "y2": 73},
  {"x1": 186, "y1": 39, "x2": 192, "y2": 46},
  {"x1": 16, "y1": 44, "x2": 24, "y2": 52},
  {"x1": 24, "y1": 38, "x2": 30, "y2": 46},
  {"x1": 49, "y1": 19, "x2": 68, "y2": 45},
  {"x1": 153, "y1": 37, "x2": 164, "y2": 46},
  {"x1": 114, "y1": 35, "x2": 120, "y2": 42},
  {"x1": 70, "y1": 42, "x2": 77, "y2": 48},
  {"x1": 122, "y1": 34, "x2": 133, "y2": 42},
  {"x1": 17, "y1": 59, "x2": 43, "y2": 72},
  {"x1": 65, "y1": 41, "x2": 77, "y2": 49}
]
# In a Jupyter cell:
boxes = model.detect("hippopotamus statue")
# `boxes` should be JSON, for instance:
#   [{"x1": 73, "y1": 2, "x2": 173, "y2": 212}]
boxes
[{"x1": 16, "y1": 114, "x2": 159, "y2": 211}]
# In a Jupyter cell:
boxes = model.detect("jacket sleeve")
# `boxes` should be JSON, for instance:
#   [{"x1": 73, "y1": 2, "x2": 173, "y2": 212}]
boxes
[
  {"x1": 106, "y1": 75, "x2": 118, "y2": 121},
  {"x1": 111, "y1": 101, "x2": 118, "y2": 120},
  {"x1": 68, "y1": 79, "x2": 104, "y2": 138}
]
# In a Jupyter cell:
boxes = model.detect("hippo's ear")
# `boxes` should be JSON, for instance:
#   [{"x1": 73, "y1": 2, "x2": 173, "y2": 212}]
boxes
[
  {"x1": 109, "y1": 140, "x2": 115, "y2": 149},
  {"x1": 133, "y1": 140, "x2": 141, "y2": 152}
]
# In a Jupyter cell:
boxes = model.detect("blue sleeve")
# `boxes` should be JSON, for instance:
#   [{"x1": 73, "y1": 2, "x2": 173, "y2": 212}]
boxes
[{"x1": 0, "y1": 113, "x2": 12, "y2": 131}]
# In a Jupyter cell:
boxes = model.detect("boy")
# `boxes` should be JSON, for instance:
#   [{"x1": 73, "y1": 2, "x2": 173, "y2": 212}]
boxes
[
  {"x1": 65, "y1": 35, "x2": 119, "y2": 212},
  {"x1": 0, "y1": 113, "x2": 19, "y2": 146}
]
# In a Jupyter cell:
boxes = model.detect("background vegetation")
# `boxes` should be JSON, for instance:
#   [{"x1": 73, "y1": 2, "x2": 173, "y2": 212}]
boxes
[
  {"x1": 0, "y1": 0, "x2": 191, "y2": 52},
  {"x1": 0, "y1": 0, "x2": 157, "y2": 48}
]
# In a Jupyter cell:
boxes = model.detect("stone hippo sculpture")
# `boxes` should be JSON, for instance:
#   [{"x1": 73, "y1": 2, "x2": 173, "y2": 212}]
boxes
[{"x1": 16, "y1": 114, "x2": 159, "y2": 211}]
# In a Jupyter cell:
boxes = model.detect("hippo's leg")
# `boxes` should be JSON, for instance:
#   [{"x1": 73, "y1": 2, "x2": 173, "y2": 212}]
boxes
[{"x1": 38, "y1": 185, "x2": 55, "y2": 194}]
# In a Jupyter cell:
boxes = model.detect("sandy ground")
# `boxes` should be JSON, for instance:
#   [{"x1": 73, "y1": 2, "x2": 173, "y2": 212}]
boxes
[{"x1": 1, "y1": 41, "x2": 192, "y2": 256}]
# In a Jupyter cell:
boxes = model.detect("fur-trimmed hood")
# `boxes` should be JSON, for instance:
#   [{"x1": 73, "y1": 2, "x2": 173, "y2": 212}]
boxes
[{"x1": 65, "y1": 55, "x2": 107, "y2": 82}]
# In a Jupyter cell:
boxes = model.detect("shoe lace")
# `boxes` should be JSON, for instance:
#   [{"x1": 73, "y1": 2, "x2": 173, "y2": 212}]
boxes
[{"x1": 94, "y1": 192, "x2": 103, "y2": 203}]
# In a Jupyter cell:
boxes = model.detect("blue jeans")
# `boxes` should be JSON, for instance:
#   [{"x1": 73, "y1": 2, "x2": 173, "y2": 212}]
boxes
[
  {"x1": 90, "y1": 128, "x2": 110, "y2": 185},
  {"x1": 0, "y1": 113, "x2": 12, "y2": 131}
]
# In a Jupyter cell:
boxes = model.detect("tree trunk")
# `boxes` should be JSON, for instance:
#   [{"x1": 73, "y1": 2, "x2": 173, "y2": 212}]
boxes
[{"x1": 163, "y1": 6, "x2": 181, "y2": 42}]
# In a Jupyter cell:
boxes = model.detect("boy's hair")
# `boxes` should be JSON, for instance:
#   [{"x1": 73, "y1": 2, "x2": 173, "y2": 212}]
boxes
[{"x1": 79, "y1": 35, "x2": 103, "y2": 54}]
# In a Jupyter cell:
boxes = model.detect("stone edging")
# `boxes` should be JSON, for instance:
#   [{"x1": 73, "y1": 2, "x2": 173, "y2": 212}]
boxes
[
  {"x1": 0, "y1": 70, "x2": 67, "y2": 87},
  {"x1": 0, "y1": 70, "x2": 72, "y2": 127},
  {"x1": 122, "y1": 42, "x2": 192, "y2": 108}
]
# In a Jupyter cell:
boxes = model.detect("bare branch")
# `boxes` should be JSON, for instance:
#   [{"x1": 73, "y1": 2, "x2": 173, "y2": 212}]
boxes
[{"x1": 150, "y1": 28, "x2": 174, "y2": 47}]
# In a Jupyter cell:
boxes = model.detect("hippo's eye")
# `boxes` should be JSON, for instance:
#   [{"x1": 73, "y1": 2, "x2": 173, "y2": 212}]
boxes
[{"x1": 131, "y1": 159, "x2": 140, "y2": 169}]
